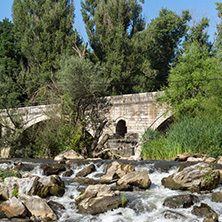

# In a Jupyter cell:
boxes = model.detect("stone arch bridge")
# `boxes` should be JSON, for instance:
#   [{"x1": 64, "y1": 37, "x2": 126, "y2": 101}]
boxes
[{"x1": 0, "y1": 92, "x2": 171, "y2": 156}]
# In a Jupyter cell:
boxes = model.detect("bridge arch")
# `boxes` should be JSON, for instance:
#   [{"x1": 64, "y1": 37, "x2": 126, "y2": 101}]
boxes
[{"x1": 24, "y1": 115, "x2": 51, "y2": 130}]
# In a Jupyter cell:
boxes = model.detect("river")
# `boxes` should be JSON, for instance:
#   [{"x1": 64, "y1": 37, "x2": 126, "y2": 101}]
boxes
[{"x1": 1, "y1": 159, "x2": 222, "y2": 222}]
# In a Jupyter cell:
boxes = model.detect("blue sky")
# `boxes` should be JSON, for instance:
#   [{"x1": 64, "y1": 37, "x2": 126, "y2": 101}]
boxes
[{"x1": 0, "y1": 0, "x2": 219, "y2": 42}]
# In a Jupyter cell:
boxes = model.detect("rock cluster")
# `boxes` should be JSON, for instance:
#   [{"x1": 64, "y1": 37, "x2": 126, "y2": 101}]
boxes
[
  {"x1": 74, "y1": 161, "x2": 151, "y2": 214},
  {"x1": 0, "y1": 172, "x2": 65, "y2": 221}
]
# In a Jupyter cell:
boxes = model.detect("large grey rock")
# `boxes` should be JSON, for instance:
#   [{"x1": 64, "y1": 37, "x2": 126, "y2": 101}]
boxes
[
  {"x1": 75, "y1": 184, "x2": 122, "y2": 215},
  {"x1": 0, "y1": 177, "x2": 18, "y2": 200},
  {"x1": 163, "y1": 194, "x2": 199, "y2": 209},
  {"x1": 162, "y1": 163, "x2": 220, "y2": 192},
  {"x1": 54, "y1": 150, "x2": 84, "y2": 161},
  {"x1": 17, "y1": 176, "x2": 39, "y2": 196},
  {"x1": 0, "y1": 175, "x2": 65, "y2": 200},
  {"x1": 40, "y1": 164, "x2": 66, "y2": 176},
  {"x1": 1, "y1": 197, "x2": 27, "y2": 219},
  {"x1": 192, "y1": 202, "x2": 215, "y2": 217},
  {"x1": 76, "y1": 164, "x2": 96, "y2": 177},
  {"x1": 117, "y1": 169, "x2": 151, "y2": 189},
  {"x1": 211, "y1": 192, "x2": 222, "y2": 202},
  {"x1": 100, "y1": 161, "x2": 135, "y2": 183},
  {"x1": 37, "y1": 175, "x2": 65, "y2": 197},
  {"x1": 203, "y1": 213, "x2": 219, "y2": 222},
  {"x1": 20, "y1": 195, "x2": 57, "y2": 221}
]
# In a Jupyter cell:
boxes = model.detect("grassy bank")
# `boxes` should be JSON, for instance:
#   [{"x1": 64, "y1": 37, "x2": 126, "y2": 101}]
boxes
[{"x1": 141, "y1": 116, "x2": 222, "y2": 160}]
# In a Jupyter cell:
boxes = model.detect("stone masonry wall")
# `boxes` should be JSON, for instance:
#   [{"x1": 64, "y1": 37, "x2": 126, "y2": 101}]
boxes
[{"x1": 103, "y1": 91, "x2": 170, "y2": 139}]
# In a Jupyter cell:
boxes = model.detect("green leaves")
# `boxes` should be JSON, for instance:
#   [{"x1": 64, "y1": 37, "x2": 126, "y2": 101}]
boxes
[
  {"x1": 162, "y1": 41, "x2": 216, "y2": 119},
  {"x1": 81, "y1": 0, "x2": 150, "y2": 95},
  {"x1": 12, "y1": 0, "x2": 76, "y2": 100}
]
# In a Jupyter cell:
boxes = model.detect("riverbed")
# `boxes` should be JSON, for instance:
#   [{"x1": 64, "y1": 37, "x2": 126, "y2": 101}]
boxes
[{"x1": 1, "y1": 158, "x2": 222, "y2": 222}]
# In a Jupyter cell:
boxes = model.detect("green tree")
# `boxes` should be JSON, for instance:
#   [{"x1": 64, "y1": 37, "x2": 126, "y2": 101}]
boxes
[
  {"x1": 161, "y1": 41, "x2": 216, "y2": 119},
  {"x1": 12, "y1": 0, "x2": 77, "y2": 100},
  {"x1": 184, "y1": 17, "x2": 211, "y2": 49},
  {"x1": 143, "y1": 8, "x2": 191, "y2": 89},
  {"x1": 81, "y1": 0, "x2": 154, "y2": 95},
  {"x1": 0, "y1": 19, "x2": 24, "y2": 108},
  {"x1": 215, "y1": 2, "x2": 222, "y2": 45},
  {"x1": 56, "y1": 56, "x2": 110, "y2": 157}
]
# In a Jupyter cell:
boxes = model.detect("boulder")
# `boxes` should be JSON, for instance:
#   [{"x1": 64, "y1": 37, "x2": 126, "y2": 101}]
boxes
[
  {"x1": 211, "y1": 192, "x2": 222, "y2": 202},
  {"x1": 203, "y1": 213, "x2": 219, "y2": 222},
  {"x1": 217, "y1": 156, "x2": 222, "y2": 165},
  {"x1": 100, "y1": 161, "x2": 135, "y2": 183},
  {"x1": 72, "y1": 177, "x2": 99, "y2": 185},
  {"x1": 40, "y1": 164, "x2": 66, "y2": 176},
  {"x1": 54, "y1": 150, "x2": 84, "y2": 161},
  {"x1": 37, "y1": 175, "x2": 65, "y2": 197},
  {"x1": 47, "y1": 200, "x2": 65, "y2": 218},
  {"x1": 163, "y1": 194, "x2": 199, "y2": 209},
  {"x1": 162, "y1": 210, "x2": 186, "y2": 220},
  {"x1": 1, "y1": 197, "x2": 27, "y2": 219},
  {"x1": 76, "y1": 164, "x2": 96, "y2": 177},
  {"x1": 205, "y1": 157, "x2": 216, "y2": 164},
  {"x1": 187, "y1": 157, "x2": 204, "y2": 162},
  {"x1": 162, "y1": 163, "x2": 220, "y2": 192},
  {"x1": 117, "y1": 169, "x2": 151, "y2": 189},
  {"x1": 20, "y1": 195, "x2": 57, "y2": 221},
  {"x1": 62, "y1": 170, "x2": 74, "y2": 177},
  {"x1": 192, "y1": 203, "x2": 215, "y2": 217},
  {"x1": 0, "y1": 177, "x2": 18, "y2": 200},
  {"x1": 0, "y1": 175, "x2": 65, "y2": 200},
  {"x1": 174, "y1": 153, "x2": 194, "y2": 161},
  {"x1": 17, "y1": 176, "x2": 40, "y2": 197},
  {"x1": 75, "y1": 184, "x2": 122, "y2": 215}
]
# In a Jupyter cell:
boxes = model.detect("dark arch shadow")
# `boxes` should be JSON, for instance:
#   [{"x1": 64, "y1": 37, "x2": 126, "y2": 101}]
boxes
[
  {"x1": 116, "y1": 120, "x2": 127, "y2": 138},
  {"x1": 156, "y1": 116, "x2": 174, "y2": 133}
]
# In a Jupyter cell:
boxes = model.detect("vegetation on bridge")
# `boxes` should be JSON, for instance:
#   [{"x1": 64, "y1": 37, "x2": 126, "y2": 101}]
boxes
[{"x1": 0, "y1": 1, "x2": 222, "y2": 159}]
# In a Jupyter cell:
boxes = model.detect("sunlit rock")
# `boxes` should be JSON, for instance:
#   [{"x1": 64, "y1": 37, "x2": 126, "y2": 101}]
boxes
[
  {"x1": 117, "y1": 169, "x2": 151, "y2": 189},
  {"x1": 75, "y1": 184, "x2": 122, "y2": 215},
  {"x1": 100, "y1": 161, "x2": 135, "y2": 183},
  {"x1": 162, "y1": 162, "x2": 220, "y2": 192},
  {"x1": 1, "y1": 197, "x2": 27, "y2": 219}
]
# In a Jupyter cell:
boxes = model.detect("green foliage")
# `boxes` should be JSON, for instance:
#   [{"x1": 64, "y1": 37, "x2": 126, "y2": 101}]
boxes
[
  {"x1": 142, "y1": 136, "x2": 169, "y2": 160},
  {"x1": 142, "y1": 116, "x2": 222, "y2": 160},
  {"x1": 121, "y1": 193, "x2": 128, "y2": 207},
  {"x1": 57, "y1": 56, "x2": 109, "y2": 157},
  {"x1": 167, "y1": 116, "x2": 222, "y2": 158},
  {"x1": 184, "y1": 17, "x2": 211, "y2": 49},
  {"x1": 81, "y1": 0, "x2": 154, "y2": 94},
  {"x1": 12, "y1": 186, "x2": 19, "y2": 198},
  {"x1": 0, "y1": 19, "x2": 24, "y2": 108},
  {"x1": 0, "y1": 170, "x2": 21, "y2": 181},
  {"x1": 160, "y1": 41, "x2": 216, "y2": 119},
  {"x1": 12, "y1": 0, "x2": 78, "y2": 100},
  {"x1": 143, "y1": 8, "x2": 191, "y2": 89}
]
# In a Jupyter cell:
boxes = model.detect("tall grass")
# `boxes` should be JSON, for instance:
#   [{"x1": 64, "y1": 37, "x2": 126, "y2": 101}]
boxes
[{"x1": 141, "y1": 116, "x2": 222, "y2": 160}]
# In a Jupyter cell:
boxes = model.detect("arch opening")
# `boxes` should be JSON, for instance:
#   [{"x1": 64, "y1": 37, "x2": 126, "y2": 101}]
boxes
[
  {"x1": 156, "y1": 116, "x2": 174, "y2": 133},
  {"x1": 116, "y1": 120, "x2": 127, "y2": 138}
]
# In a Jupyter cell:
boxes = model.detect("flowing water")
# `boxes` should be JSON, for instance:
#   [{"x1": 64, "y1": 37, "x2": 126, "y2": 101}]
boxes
[{"x1": 1, "y1": 159, "x2": 222, "y2": 222}]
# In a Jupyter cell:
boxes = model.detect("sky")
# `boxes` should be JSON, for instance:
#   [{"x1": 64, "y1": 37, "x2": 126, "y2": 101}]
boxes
[{"x1": 0, "y1": 0, "x2": 220, "y2": 43}]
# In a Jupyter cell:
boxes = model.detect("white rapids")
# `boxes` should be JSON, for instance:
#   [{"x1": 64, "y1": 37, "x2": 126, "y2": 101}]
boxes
[{"x1": 1, "y1": 159, "x2": 222, "y2": 222}]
